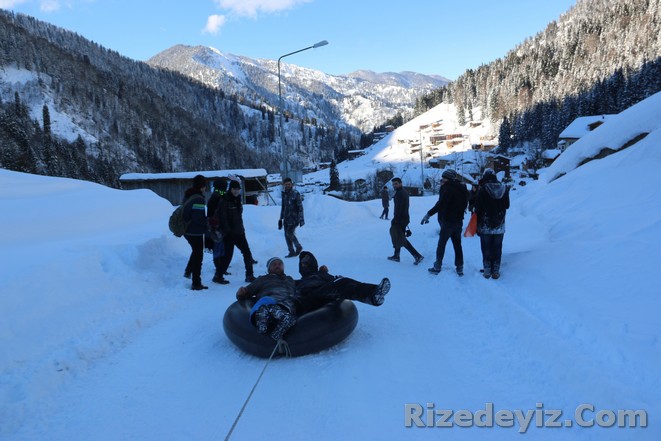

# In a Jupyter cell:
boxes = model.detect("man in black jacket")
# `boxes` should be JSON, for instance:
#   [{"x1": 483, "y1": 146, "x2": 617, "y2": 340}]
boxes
[
  {"x1": 213, "y1": 180, "x2": 255, "y2": 283},
  {"x1": 279, "y1": 177, "x2": 305, "y2": 258},
  {"x1": 421, "y1": 169, "x2": 469, "y2": 276},
  {"x1": 388, "y1": 177, "x2": 424, "y2": 264},
  {"x1": 475, "y1": 169, "x2": 510, "y2": 279}
]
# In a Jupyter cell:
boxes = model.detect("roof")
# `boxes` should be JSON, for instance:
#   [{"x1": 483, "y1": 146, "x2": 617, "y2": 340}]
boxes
[
  {"x1": 559, "y1": 115, "x2": 617, "y2": 139},
  {"x1": 119, "y1": 169, "x2": 268, "y2": 181}
]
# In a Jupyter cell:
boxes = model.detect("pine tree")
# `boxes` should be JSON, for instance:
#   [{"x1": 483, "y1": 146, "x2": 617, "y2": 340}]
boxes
[{"x1": 329, "y1": 160, "x2": 340, "y2": 191}]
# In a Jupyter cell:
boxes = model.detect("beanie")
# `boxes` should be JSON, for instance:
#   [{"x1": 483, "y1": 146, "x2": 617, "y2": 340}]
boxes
[
  {"x1": 192, "y1": 174, "x2": 206, "y2": 190},
  {"x1": 213, "y1": 178, "x2": 228, "y2": 193},
  {"x1": 229, "y1": 180, "x2": 241, "y2": 190},
  {"x1": 266, "y1": 257, "x2": 283, "y2": 271},
  {"x1": 483, "y1": 168, "x2": 495, "y2": 178},
  {"x1": 442, "y1": 169, "x2": 458, "y2": 181}
]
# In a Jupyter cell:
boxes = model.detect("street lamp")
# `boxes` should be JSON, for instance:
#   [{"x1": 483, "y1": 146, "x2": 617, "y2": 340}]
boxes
[{"x1": 278, "y1": 40, "x2": 328, "y2": 181}]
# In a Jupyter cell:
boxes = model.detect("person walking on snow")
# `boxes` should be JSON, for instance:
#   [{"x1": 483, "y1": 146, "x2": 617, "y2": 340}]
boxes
[
  {"x1": 421, "y1": 169, "x2": 469, "y2": 276},
  {"x1": 475, "y1": 169, "x2": 510, "y2": 279},
  {"x1": 387, "y1": 177, "x2": 424, "y2": 264},
  {"x1": 182, "y1": 174, "x2": 209, "y2": 290},
  {"x1": 279, "y1": 177, "x2": 304, "y2": 258},
  {"x1": 213, "y1": 180, "x2": 256, "y2": 284},
  {"x1": 379, "y1": 185, "x2": 390, "y2": 219}
]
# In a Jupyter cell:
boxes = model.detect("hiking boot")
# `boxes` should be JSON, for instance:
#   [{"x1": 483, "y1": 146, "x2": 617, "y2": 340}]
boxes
[
  {"x1": 428, "y1": 266, "x2": 441, "y2": 275},
  {"x1": 387, "y1": 255, "x2": 400, "y2": 262},
  {"x1": 285, "y1": 251, "x2": 298, "y2": 258},
  {"x1": 183, "y1": 270, "x2": 192, "y2": 279},
  {"x1": 212, "y1": 275, "x2": 230, "y2": 285},
  {"x1": 270, "y1": 307, "x2": 296, "y2": 341},
  {"x1": 372, "y1": 278, "x2": 391, "y2": 306},
  {"x1": 456, "y1": 266, "x2": 464, "y2": 276},
  {"x1": 245, "y1": 275, "x2": 256, "y2": 283},
  {"x1": 483, "y1": 268, "x2": 492, "y2": 279},
  {"x1": 253, "y1": 306, "x2": 271, "y2": 334},
  {"x1": 191, "y1": 284, "x2": 208, "y2": 291},
  {"x1": 413, "y1": 255, "x2": 424, "y2": 265},
  {"x1": 491, "y1": 272, "x2": 500, "y2": 280},
  {"x1": 295, "y1": 246, "x2": 303, "y2": 256}
]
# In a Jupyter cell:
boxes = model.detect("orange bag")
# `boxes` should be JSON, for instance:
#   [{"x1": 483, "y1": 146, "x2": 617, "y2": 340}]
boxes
[{"x1": 464, "y1": 212, "x2": 477, "y2": 237}]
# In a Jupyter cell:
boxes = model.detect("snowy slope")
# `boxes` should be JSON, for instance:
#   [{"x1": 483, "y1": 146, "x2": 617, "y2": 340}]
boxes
[{"x1": 1, "y1": 93, "x2": 660, "y2": 441}]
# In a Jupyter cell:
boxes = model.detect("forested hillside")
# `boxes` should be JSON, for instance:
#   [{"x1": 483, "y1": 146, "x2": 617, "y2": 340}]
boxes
[{"x1": 415, "y1": 0, "x2": 661, "y2": 151}]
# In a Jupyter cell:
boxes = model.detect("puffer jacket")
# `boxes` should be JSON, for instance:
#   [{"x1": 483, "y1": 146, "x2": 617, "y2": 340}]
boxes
[
  {"x1": 183, "y1": 189, "x2": 207, "y2": 236},
  {"x1": 280, "y1": 188, "x2": 304, "y2": 226},
  {"x1": 475, "y1": 175, "x2": 510, "y2": 235},
  {"x1": 244, "y1": 273, "x2": 298, "y2": 314}
]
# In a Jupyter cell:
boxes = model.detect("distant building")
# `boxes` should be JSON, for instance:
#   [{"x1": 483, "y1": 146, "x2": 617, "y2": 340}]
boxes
[
  {"x1": 119, "y1": 169, "x2": 269, "y2": 206},
  {"x1": 558, "y1": 115, "x2": 617, "y2": 149},
  {"x1": 485, "y1": 154, "x2": 511, "y2": 178}
]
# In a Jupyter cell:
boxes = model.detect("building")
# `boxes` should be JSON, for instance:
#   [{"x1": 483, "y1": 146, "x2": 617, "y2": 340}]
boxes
[
  {"x1": 558, "y1": 115, "x2": 617, "y2": 150},
  {"x1": 119, "y1": 169, "x2": 269, "y2": 206}
]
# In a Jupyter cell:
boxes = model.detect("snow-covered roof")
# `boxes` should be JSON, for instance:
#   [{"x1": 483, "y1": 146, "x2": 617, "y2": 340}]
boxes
[
  {"x1": 119, "y1": 169, "x2": 268, "y2": 181},
  {"x1": 559, "y1": 115, "x2": 617, "y2": 139}
]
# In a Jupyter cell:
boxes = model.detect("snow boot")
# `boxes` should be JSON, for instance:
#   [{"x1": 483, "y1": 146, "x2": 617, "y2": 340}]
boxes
[
  {"x1": 456, "y1": 266, "x2": 464, "y2": 276},
  {"x1": 413, "y1": 255, "x2": 424, "y2": 265},
  {"x1": 191, "y1": 284, "x2": 208, "y2": 291},
  {"x1": 212, "y1": 275, "x2": 230, "y2": 284},
  {"x1": 387, "y1": 254, "x2": 400, "y2": 262},
  {"x1": 371, "y1": 278, "x2": 391, "y2": 306},
  {"x1": 269, "y1": 306, "x2": 296, "y2": 341}
]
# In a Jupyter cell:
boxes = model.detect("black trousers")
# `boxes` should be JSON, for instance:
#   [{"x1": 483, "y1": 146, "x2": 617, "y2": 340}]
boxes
[
  {"x1": 389, "y1": 223, "x2": 421, "y2": 258},
  {"x1": 435, "y1": 221, "x2": 464, "y2": 268},
  {"x1": 218, "y1": 233, "x2": 254, "y2": 277},
  {"x1": 185, "y1": 235, "x2": 205, "y2": 285},
  {"x1": 298, "y1": 276, "x2": 378, "y2": 314}
]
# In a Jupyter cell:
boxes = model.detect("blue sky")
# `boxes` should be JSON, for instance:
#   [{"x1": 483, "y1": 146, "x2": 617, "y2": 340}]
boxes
[{"x1": 2, "y1": 0, "x2": 576, "y2": 80}]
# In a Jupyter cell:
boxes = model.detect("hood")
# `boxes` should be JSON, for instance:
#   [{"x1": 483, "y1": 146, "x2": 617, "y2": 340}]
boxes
[
  {"x1": 298, "y1": 251, "x2": 318, "y2": 276},
  {"x1": 483, "y1": 182, "x2": 507, "y2": 199}
]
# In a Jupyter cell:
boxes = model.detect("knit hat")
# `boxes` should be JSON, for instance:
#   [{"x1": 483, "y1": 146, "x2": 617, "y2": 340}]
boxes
[
  {"x1": 442, "y1": 169, "x2": 458, "y2": 181},
  {"x1": 298, "y1": 251, "x2": 318, "y2": 277},
  {"x1": 483, "y1": 168, "x2": 495, "y2": 178},
  {"x1": 192, "y1": 174, "x2": 206, "y2": 190},
  {"x1": 266, "y1": 257, "x2": 283, "y2": 271},
  {"x1": 229, "y1": 180, "x2": 241, "y2": 190},
  {"x1": 213, "y1": 178, "x2": 228, "y2": 193}
]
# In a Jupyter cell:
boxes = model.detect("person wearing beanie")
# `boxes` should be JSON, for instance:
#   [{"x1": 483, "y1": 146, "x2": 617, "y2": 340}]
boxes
[
  {"x1": 213, "y1": 179, "x2": 256, "y2": 284},
  {"x1": 421, "y1": 168, "x2": 469, "y2": 276},
  {"x1": 387, "y1": 177, "x2": 424, "y2": 264},
  {"x1": 279, "y1": 177, "x2": 305, "y2": 258},
  {"x1": 182, "y1": 175, "x2": 208, "y2": 290},
  {"x1": 475, "y1": 169, "x2": 510, "y2": 279},
  {"x1": 236, "y1": 256, "x2": 298, "y2": 341}
]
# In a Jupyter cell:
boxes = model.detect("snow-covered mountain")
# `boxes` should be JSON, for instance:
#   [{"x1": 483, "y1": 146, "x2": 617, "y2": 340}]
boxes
[{"x1": 147, "y1": 45, "x2": 449, "y2": 132}]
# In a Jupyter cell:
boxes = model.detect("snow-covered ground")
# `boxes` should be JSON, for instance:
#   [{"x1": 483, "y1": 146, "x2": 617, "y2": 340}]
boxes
[{"x1": 1, "y1": 93, "x2": 660, "y2": 440}]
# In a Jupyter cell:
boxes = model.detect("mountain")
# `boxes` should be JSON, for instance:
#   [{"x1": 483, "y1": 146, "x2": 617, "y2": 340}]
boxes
[{"x1": 147, "y1": 45, "x2": 449, "y2": 133}]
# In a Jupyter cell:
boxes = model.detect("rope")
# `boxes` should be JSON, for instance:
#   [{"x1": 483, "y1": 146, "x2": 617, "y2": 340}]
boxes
[{"x1": 224, "y1": 339, "x2": 289, "y2": 441}]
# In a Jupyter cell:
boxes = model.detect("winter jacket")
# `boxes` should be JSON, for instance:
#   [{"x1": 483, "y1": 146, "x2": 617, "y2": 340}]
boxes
[
  {"x1": 475, "y1": 175, "x2": 510, "y2": 235},
  {"x1": 392, "y1": 187, "x2": 410, "y2": 228},
  {"x1": 215, "y1": 192, "x2": 246, "y2": 236},
  {"x1": 426, "y1": 180, "x2": 468, "y2": 224},
  {"x1": 280, "y1": 188, "x2": 304, "y2": 227},
  {"x1": 183, "y1": 189, "x2": 207, "y2": 236},
  {"x1": 295, "y1": 251, "x2": 336, "y2": 295},
  {"x1": 243, "y1": 273, "x2": 298, "y2": 314},
  {"x1": 380, "y1": 188, "x2": 390, "y2": 207}
]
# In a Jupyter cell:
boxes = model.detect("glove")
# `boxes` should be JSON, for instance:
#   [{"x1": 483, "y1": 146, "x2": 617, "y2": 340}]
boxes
[
  {"x1": 299, "y1": 220, "x2": 305, "y2": 227},
  {"x1": 236, "y1": 286, "x2": 250, "y2": 300},
  {"x1": 278, "y1": 219, "x2": 283, "y2": 230},
  {"x1": 421, "y1": 214, "x2": 430, "y2": 225}
]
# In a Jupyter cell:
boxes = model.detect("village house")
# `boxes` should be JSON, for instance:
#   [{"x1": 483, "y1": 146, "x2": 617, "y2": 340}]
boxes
[{"x1": 557, "y1": 115, "x2": 617, "y2": 150}]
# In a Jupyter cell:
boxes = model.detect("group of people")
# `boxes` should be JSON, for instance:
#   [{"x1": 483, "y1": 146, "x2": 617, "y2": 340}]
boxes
[
  {"x1": 386, "y1": 168, "x2": 510, "y2": 279},
  {"x1": 180, "y1": 175, "x2": 305, "y2": 290}
]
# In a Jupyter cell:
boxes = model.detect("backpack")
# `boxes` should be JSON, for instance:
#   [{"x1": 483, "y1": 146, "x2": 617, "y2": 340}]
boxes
[{"x1": 168, "y1": 195, "x2": 199, "y2": 237}]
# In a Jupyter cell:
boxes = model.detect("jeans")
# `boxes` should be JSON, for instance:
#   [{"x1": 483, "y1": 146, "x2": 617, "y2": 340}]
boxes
[
  {"x1": 480, "y1": 233, "x2": 504, "y2": 273},
  {"x1": 435, "y1": 221, "x2": 464, "y2": 269}
]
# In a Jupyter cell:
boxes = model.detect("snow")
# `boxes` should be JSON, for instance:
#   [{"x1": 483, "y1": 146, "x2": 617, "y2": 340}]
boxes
[
  {"x1": 119, "y1": 168, "x2": 268, "y2": 181},
  {"x1": 1, "y1": 92, "x2": 660, "y2": 440}
]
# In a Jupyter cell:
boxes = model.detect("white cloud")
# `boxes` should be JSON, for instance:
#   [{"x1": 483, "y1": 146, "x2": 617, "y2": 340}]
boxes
[
  {"x1": 39, "y1": 0, "x2": 61, "y2": 12},
  {"x1": 203, "y1": 14, "x2": 226, "y2": 34},
  {"x1": 213, "y1": 0, "x2": 311, "y2": 18}
]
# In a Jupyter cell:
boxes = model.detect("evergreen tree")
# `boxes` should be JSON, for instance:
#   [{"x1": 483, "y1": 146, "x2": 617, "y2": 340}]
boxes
[{"x1": 329, "y1": 160, "x2": 340, "y2": 191}]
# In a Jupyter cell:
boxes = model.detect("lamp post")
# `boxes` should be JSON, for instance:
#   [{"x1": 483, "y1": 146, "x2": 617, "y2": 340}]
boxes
[
  {"x1": 278, "y1": 40, "x2": 328, "y2": 181},
  {"x1": 419, "y1": 125, "x2": 425, "y2": 195}
]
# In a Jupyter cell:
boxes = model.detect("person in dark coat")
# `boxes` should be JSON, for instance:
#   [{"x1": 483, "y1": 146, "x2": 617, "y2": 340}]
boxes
[
  {"x1": 421, "y1": 169, "x2": 469, "y2": 276},
  {"x1": 207, "y1": 178, "x2": 228, "y2": 275},
  {"x1": 467, "y1": 183, "x2": 479, "y2": 213},
  {"x1": 183, "y1": 174, "x2": 208, "y2": 290},
  {"x1": 379, "y1": 186, "x2": 390, "y2": 219},
  {"x1": 295, "y1": 251, "x2": 390, "y2": 313},
  {"x1": 388, "y1": 177, "x2": 424, "y2": 264},
  {"x1": 475, "y1": 169, "x2": 510, "y2": 279},
  {"x1": 213, "y1": 179, "x2": 255, "y2": 284},
  {"x1": 279, "y1": 177, "x2": 305, "y2": 257},
  {"x1": 236, "y1": 257, "x2": 298, "y2": 341}
]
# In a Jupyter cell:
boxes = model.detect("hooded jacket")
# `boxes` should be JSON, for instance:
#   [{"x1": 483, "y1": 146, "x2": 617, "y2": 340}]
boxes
[
  {"x1": 475, "y1": 174, "x2": 510, "y2": 234},
  {"x1": 295, "y1": 251, "x2": 336, "y2": 295}
]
